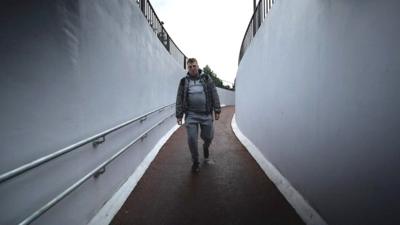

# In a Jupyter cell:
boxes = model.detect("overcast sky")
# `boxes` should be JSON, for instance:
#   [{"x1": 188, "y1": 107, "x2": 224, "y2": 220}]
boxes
[{"x1": 150, "y1": 0, "x2": 254, "y2": 85}]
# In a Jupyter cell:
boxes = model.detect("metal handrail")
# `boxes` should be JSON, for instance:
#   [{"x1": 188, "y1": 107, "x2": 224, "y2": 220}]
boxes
[
  {"x1": 0, "y1": 103, "x2": 175, "y2": 184},
  {"x1": 238, "y1": 5, "x2": 258, "y2": 63},
  {"x1": 138, "y1": 0, "x2": 188, "y2": 69},
  {"x1": 18, "y1": 112, "x2": 176, "y2": 225},
  {"x1": 238, "y1": 0, "x2": 275, "y2": 64}
]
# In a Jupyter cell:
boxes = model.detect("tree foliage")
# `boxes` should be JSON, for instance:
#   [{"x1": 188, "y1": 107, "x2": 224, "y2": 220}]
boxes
[{"x1": 202, "y1": 65, "x2": 232, "y2": 89}]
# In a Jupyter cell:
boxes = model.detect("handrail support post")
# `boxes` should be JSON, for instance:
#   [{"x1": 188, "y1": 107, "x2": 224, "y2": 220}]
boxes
[{"x1": 93, "y1": 136, "x2": 106, "y2": 148}]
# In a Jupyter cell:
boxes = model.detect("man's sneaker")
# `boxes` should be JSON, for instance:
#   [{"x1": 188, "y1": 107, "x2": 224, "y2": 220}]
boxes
[
  {"x1": 191, "y1": 163, "x2": 200, "y2": 173},
  {"x1": 203, "y1": 158, "x2": 214, "y2": 165}
]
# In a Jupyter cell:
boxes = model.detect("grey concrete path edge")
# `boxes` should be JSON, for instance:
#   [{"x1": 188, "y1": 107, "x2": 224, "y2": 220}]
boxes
[{"x1": 231, "y1": 114, "x2": 328, "y2": 225}]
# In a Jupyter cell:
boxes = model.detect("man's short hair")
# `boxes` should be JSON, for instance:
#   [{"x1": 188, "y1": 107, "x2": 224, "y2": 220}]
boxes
[{"x1": 187, "y1": 58, "x2": 197, "y2": 65}]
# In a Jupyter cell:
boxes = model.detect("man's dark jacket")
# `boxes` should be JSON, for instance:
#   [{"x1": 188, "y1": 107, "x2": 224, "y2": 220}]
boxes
[{"x1": 176, "y1": 70, "x2": 221, "y2": 119}]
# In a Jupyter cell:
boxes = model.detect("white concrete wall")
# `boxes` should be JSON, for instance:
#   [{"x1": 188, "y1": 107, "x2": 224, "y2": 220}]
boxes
[
  {"x1": 235, "y1": 0, "x2": 400, "y2": 225},
  {"x1": 0, "y1": 0, "x2": 183, "y2": 224},
  {"x1": 217, "y1": 87, "x2": 235, "y2": 106}
]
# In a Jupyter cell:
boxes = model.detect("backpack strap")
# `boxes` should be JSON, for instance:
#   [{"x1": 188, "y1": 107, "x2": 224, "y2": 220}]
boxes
[{"x1": 200, "y1": 73, "x2": 210, "y2": 82}]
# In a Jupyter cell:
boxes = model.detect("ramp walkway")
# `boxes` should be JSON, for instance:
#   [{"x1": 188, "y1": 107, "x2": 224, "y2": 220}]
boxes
[{"x1": 110, "y1": 106, "x2": 305, "y2": 225}]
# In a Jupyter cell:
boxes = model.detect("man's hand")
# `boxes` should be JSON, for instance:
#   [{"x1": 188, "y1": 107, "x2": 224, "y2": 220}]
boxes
[
  {"x1": 177, "y1": 118, "x2": 182, "y2": 125},
  {"x1": 215, "y1": 113, "x2": 220, "y2": 120}
]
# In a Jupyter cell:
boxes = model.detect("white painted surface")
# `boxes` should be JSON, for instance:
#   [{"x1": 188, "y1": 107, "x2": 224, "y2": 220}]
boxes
[
  {"x1": 216, "y1": 87, "x2": 235, "y2": 106},
  {"x1": 87, "y1": 125, "x2": 179, "y2": 225},
  {"x1": 235, "y1": 0, "x2": 400, "y2": 224},
  {"x1": 0, "y1": 1, "x2": 182, "y2": 224},
  {"x1": 232, "y1": 114, "x2": 327, "y2": 225}
]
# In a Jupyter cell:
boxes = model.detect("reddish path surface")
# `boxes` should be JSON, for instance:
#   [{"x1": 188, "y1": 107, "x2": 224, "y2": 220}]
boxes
[{"x1": 110, "y1": 106, "x2": 305, "y2": 225}]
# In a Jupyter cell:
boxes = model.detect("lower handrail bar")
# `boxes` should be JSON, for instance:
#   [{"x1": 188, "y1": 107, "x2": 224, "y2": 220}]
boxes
[
  {"x1": 18, "y1": 112, "x2": 175, "y2": 225},
  {"x1": 0, "y1": 103, "x2": 175, "y2": 184}
]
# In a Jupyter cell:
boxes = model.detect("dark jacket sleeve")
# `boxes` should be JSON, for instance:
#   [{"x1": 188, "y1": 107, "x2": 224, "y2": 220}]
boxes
[
  {"x1": 176, "y1": 78, "x2": 185, "y2": 119},
  {"x1": 209, "y1": 78, "x2": 221, "y2": 114}
]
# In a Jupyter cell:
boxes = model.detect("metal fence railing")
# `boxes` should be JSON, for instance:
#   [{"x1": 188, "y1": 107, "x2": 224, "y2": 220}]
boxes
[
  {"x1": 137, "y1": 0, "x2": 188, "y2": 69},
  {"x1": 0, "y1": 104, "x2": 175, "y2": 184},
  {"x1": 0, "y1": 103, "x2": 175, "y2": 224},
  {"x1": 137, "y1": 0, "x2": 236, "y2": 91},
  {"x1": 238, "y1": 0, "x2": 275, "y2": 64}
]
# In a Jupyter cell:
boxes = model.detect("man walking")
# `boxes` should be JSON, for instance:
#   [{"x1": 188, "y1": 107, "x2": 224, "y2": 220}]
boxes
[{"x1": 176, "y1": 58, "x2": 221, "y2": 173}]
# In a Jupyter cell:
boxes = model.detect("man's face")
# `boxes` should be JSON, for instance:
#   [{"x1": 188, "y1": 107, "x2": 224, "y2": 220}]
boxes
[{"x1": 187, "y1": 62, "x2": 198, "y2": 76}]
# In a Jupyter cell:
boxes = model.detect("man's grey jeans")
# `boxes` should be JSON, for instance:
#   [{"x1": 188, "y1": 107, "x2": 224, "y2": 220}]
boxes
[{"x1": 185, "y1": 112, "x2": 214, "y2": 164}]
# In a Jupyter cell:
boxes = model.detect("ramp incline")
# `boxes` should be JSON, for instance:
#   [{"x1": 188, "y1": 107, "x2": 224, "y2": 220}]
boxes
[{"x1": 111, "y1": 106, "x2": 305, "y2": 225}]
